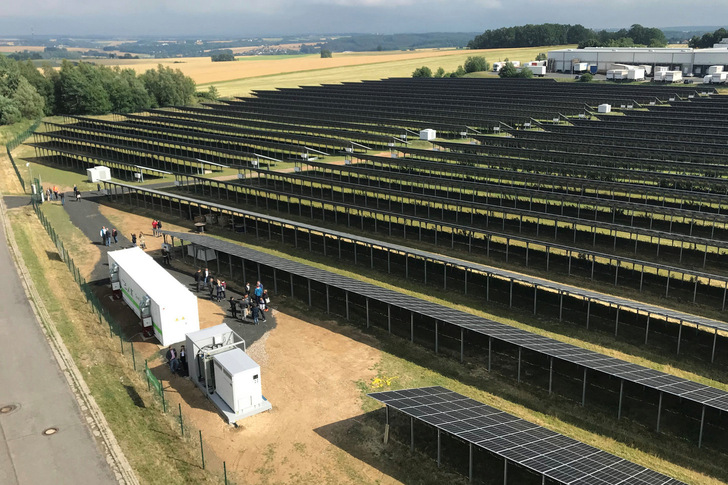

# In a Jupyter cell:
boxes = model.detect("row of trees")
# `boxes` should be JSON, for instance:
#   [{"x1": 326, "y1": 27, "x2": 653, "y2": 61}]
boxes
[
  {"x1": 688, "y1": 27, "x2": 728, "y2": 48},
  {"x1": 0, "y1": 55, "x2": 198, "y2": 125},
  {"x1": 412, "y1": 56, "x2": 490, "y2": 78},
  {"x1": 468, "y1": 23, "x2": 667, "y2": 49}
]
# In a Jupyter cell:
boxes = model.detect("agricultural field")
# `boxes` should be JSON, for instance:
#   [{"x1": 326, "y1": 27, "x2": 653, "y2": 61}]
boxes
[{"x1": 91, "y1": 45, "x2": 570, "y2": 96}]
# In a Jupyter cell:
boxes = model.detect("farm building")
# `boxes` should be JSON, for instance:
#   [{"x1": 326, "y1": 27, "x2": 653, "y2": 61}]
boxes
[{"x1": 548, "y1": 46, "x2": 728, "y2": 76}]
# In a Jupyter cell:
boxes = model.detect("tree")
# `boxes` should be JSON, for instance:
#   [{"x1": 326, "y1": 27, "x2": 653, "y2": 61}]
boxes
[
  {"x1": 412, "y1": 66, "x2": 432, "y2": 78},
  {"x1": 578, "y1": 73, "x2": 593, "y2": 82},
  {"x1": 463, "y1": 56, "x2": 490, "y2": 73},
  {"x1": 433, "y1": 67, "x2": 446, "y2": 78},
  {"x1": 56, "y1": 61, "x2": 112, "y2": 115},
  {"x1": 0, "y1": 95, "x2": 21, "y2": 125},
  {"x1": 320, "y1": 49, "x2": 333, "y2": 58},
  {"x1": 498, "y1": 62, "x2": 519, "y2": 78},
  {"x1": 12, "y1": 77, "x2": 44, "y2": 119},
  {"x1": 535, "y1": 52, "x2": 547, "y2": 61},
  {"x1": 140, "y1": 64, "x2": 196, "y2": 108},
  {"x1": 211, "y1": 52, "x2": 236, "y2": 62}
]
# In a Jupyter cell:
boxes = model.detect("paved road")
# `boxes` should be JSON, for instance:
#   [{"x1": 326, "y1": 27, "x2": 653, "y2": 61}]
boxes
[{"x1": 0, "y1": 206, "x2": 116, "y2": 485}]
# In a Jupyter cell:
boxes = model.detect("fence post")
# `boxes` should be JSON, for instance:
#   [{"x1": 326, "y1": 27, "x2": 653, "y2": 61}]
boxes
[
  {"x1": 119, "y1": 329, "x2": 124, "y2": 355},
  {"x1": 145, "y1": 360, "x2": 150, "y2": 391},
  {"x1": 131, "y1": 341, "x2": 136, "y2": 370},
  {"x1": 178, "y1": 403, "x2": 184, "y2": 436},
  {"x1": 161, "y1": 383, "x2": 166, "y2": 413},
  {"x1": 224, "y1": 461, "x2": 228, "y2": 485},
  {"x1": 199, "y1": 430, "x2": 205, "y2": 469}
]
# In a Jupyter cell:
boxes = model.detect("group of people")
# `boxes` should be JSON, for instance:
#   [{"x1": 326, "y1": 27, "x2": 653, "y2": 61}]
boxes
[
  {"x1": 99, "y1": 226, "x2": 118, "y2": 246},
  {"x1": 130, "y1": 232, "x2": 147, "y2": 249},
  {"x1": 152, "y1": 219, "x2": 163, "y2": 237},
  {"x1": 165, "y1": 344, "x2": 188, "y2": 376},
  {"x1": 229, "y1": 281, "x2": 270, "y2": 325},
  {"x1": 194, "y1": 268, "x2": 227, "y2": 301}
]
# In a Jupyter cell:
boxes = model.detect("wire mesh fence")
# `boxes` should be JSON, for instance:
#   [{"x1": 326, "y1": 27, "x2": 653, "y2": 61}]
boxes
[
  {"x1": 5, "y1": 118, "x2": 41, "y2": 194},
  {"x1": 30, "y1": 200, "x2": 238, "y2": 484}
]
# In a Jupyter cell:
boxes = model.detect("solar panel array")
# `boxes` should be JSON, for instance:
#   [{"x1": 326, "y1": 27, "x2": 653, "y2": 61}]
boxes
[
  {"x1": 160, "y1": 227, "x2": 728, "y2": 415},
  {"x1": 369, "y1": 386, "x2": 684, "y2": 485}
]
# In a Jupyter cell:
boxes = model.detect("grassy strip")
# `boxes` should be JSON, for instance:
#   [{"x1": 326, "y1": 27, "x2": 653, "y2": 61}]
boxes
[{"x1": 8, "y1": 206, "x2": 214, "y2": 485}]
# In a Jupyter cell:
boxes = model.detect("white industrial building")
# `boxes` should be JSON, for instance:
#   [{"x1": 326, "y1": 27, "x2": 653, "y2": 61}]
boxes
[{"x1": 548, "y1": 46, "x2": 728, "y2": 76}]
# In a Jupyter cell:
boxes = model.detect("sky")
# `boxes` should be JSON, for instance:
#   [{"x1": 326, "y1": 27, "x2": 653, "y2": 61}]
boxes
[{"x1": 0, "y1": 0, "x2": 725, "y2": 37}]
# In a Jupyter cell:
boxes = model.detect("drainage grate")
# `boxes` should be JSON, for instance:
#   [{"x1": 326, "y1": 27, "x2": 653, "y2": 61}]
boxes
[
  {"x1": 0, "y1": 404, "x2": 17, "y2": 414},
  {"x1": 42, "y1": 427, "x2": 59, "y2": 436}
]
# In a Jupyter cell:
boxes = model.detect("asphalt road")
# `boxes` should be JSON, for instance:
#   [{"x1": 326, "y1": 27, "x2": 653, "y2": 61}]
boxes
[{"x1": 0, "y1": 202, "x2": 116, "y2": 485}]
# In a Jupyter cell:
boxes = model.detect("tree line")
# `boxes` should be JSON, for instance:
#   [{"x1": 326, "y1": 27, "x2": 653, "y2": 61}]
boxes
[
  {"x1": 688, "y1": 27, "x2": 728, "y2": 48},
  {"x1": 468, "y1": 23, "x2": 667, "y2": 49},
  {"x1": 0, "y1": 55, "x2": 199, "y2": 125},
  {"x1": 413, "y1": 56, "x2": 490, "y2": 78}
]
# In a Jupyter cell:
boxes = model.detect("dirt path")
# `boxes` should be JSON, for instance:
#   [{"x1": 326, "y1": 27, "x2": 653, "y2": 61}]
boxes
[{"x1": 95, "y1": 200, "x2": 394, "y2": 484}]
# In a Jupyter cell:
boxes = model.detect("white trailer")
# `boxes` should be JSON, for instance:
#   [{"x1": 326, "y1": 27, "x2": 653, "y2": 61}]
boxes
[
  {"x1": 628, "y1": 68, "x2": 645, "y2": 81},
  {"x1": 708, "y1": 65, "x2": 724, "y2": 74},
  {"x1": 665, "y1": 71, "x2": 683, "y2": 83},
  {"x1": 108, "y1": 247, "x2": 199, "y2": 346},
  {"x1": 573, "y1": 62, "x2": 588, "y2": 72},
  {"x1": 526, "y1": 65, "x2": 546, "y2": 77},
  {"x1": 492, "y1": 62, "x2": 504, "y2": 72}
]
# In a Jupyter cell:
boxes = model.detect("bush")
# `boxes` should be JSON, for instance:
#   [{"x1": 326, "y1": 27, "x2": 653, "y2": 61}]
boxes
[
  {"x1": 463, "y1": 56, "x2": 490, "y2": 73},
  {"x1": 320, "y1": 49, "x2": 333, "y2": 58},
  {"x1": 579, "y1": 73, "x2": 593, "y2": 82},
  {"x1": 412, "y1": 66, "x2": 432, "y2": 78}
]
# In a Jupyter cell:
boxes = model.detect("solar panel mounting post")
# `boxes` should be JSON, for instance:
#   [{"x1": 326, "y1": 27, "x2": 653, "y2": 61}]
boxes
[
  {"x1": 582, "y1": 368, "x2": 587, "y2": 406},
  {"x1": 618, "y1": 380, "x2": 624, "y2": 419},
  {"x1": 517, "y1": 347, "x2": 522, "y2": 383},
  {"x1": 698, "y1": 405, "x2": 706, "y2": 448},
  {"x1": 656, "y1": 391, "x2": 663, "y2": 433}
]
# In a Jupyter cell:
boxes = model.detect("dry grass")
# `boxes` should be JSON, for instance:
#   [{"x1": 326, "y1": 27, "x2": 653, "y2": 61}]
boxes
[{"x1": 88, "y1": 45, "x2": 571, "y2": 96}]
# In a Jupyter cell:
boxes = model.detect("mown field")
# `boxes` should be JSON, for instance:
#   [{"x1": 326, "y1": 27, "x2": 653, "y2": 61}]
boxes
[{"x1": 91, "y1": 45, "x2": 571, "y2": 97}]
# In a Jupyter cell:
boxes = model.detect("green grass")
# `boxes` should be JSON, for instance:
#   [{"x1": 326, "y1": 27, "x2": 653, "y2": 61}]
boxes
[
  {"x1": 0, "y1": 119, "x2": 36, "y2": 147},
  {"x1": 8, "y1": 207, "x2": 214, "y2": 485}
]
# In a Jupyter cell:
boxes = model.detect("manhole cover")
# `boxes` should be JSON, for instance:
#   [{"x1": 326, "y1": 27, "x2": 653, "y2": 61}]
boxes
[
  {"x1": 42, "y1": 427, "x2": 59, "y2": 436},
  {"x1": 0, "y1": 404, "x2": 17, "y2": 414}
]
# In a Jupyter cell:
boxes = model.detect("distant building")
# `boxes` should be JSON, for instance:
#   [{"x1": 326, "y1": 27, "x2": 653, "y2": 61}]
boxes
[{"x1": 547, "y1": 46, "x2": 728, "y2": 76}]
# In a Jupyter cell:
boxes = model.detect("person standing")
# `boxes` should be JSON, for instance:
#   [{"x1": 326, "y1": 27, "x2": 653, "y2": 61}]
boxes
[
  {"x1": 254, "y1": 281, "x2": 263, "y2": 300},
  {"x1": 209, "y1": 277, "x2": 216, "y2": 300},
  {"x1": 263, "y1": 289, "x2": 271, "y2": 312},
  {"x1": 204, "y1": 268, "x2": 210, "y2": 288},
  {"x1": 112, "y1": 228, "x2": 118, "y2": 244},
  {"x1": 105, "y1": 228, "x2": 111, "y2": 246},
  {"x1": 195, "y1": 269, "x2": 202, "y2": 292},
  {"x1": 157, "y1": 220, "x2": 163, "y2": 236},
  {"x1": 139, "y1": 232, "x2": 146, "y2": 249},
  {"x1": 179, "y1": 345, "x2": 188, "y2": 377},
  {"x1": 258, "y1": 296, "x2": 267, "y2": 322},
  {"x1": 166, "y1": 346, "x2": 179, "y2": 374},
  {"x1": 229, "y1": 297, "x2": 238, "y2": 319},
  {"x1": 152, "y1": 220, "x2": 158, "y2": 237},
  {"x1": 76, "y1": 191, "x2": 81, "y2": 202},
  {"x1": 61, "y1": 193, "x2": 65, "y2": 206},
  {"x1": 220, "y1": 280, "x2": 226, "y2": 300},
  {"x1": 131, "y1": 233, "x2": 137, "y2": 246},
  {"x1": 100, "y1": 226, "x2": 106, "y2": 245},
  {"x1": 251, "y1": 298, "x2": 260, "y2": 325},
  {"x1": 73, "y1": 184, "x2": 77, "y2": 197}
]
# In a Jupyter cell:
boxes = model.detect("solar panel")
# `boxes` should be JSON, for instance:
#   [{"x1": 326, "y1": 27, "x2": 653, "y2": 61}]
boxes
[
  {"x1": 160, "y1": 228, "x2": 728, "y2": 415},
  {"x1": 369, "y1": 386, "x2": 683, "y2": 485}
]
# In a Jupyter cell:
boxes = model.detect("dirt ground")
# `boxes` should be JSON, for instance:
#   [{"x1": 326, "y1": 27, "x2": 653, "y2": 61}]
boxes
[{"x1": 96, "y1": 203, "x2": 394, "y2": 484}]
